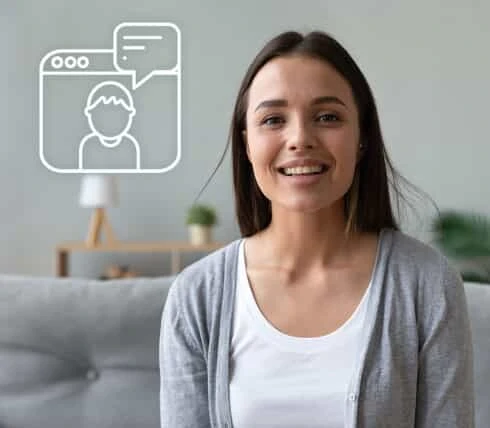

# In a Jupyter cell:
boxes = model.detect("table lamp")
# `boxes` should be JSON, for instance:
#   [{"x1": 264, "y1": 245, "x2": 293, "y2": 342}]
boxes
[{"x1": 79, "y1": 175, "x2": 118, "y2": 247}]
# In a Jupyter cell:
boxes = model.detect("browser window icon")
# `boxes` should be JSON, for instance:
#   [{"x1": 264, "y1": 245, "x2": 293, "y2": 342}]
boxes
[{"x1": 39, "y1": 22, "x2": 181, "y2": 174}]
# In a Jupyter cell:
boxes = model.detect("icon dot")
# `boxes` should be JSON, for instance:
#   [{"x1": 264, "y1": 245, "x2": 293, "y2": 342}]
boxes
[
  {"x1": 77, "y1": 56, "x2": 89, "y2": 69},
  {"x1": 122, "y1": 56, "x2": 127, "y2": 61},
  {"x1": 50, "y1": 56, "x2": 63, "y2": 69},
  {"x1": 64, "y1": 56, "x2": 77, "y2": 69}
]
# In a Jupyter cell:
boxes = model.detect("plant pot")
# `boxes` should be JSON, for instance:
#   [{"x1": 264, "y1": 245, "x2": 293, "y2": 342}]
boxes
[{"x1": 188, "y1": 224, "x2": 212, "y2": 245}]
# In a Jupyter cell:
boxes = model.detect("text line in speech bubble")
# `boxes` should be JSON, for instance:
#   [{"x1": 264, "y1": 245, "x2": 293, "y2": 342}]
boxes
[{"x1": 113, "y1": 22, "x2": 181, "y2": 90}]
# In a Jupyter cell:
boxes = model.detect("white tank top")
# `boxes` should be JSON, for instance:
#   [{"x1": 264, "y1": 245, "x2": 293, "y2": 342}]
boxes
[{"x1": 229, "y1": 240, "x2": 371, "y2": 428}]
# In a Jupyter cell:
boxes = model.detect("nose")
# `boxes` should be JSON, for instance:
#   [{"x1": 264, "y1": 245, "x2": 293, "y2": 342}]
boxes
[{"x1": 286, "y1": 118, "x2": 315, "y2": 151}]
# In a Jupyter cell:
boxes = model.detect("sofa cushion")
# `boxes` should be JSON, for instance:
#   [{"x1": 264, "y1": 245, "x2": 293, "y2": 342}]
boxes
[{"x1": 0, "y1": 275, "x2": 173, "y2": 428}]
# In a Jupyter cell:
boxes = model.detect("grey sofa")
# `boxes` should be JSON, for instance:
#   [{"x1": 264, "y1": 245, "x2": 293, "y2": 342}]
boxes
[
  {"x1": 0, "y1": 275, "x2": 174, "y2": 428},
  {"x1": 0, "y1": 276, "x2": 488, "y2": 427}
]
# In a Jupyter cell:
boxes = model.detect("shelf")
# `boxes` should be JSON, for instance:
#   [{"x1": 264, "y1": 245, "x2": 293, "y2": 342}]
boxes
[{"x1": 55, "y1": 240, "x2": 227, "y2": 277}]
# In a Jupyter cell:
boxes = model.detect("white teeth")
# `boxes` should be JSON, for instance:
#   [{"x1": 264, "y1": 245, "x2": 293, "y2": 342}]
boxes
[{"x1": 283, "y1": 165, "x2": 324, "y2": 176}]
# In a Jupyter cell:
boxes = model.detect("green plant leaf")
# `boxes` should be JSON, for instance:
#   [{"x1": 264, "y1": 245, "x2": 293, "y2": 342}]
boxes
[
  {"x1": 461, "y1": 270, "x2": 490, "y2": 284},
  {"x1": 186, "y1": 204, "x2": 217, "y2": 226},
  {"x1": 432, "y1": 211, "x2": 490, "y2": 258}
]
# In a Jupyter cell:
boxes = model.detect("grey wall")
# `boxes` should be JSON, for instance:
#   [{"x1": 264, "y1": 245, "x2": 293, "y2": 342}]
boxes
[{"x1": 2, "y1": 0, "x2": 489, "y2": 277}]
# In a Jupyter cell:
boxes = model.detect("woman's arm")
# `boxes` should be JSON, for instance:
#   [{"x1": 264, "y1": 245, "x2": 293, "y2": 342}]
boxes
[
  {"x1": 416, "y1": 260, "x2": 475, "y2": 427},
  {"x1": 159, "y1": 281, "x2": 211, "y2": 428}
]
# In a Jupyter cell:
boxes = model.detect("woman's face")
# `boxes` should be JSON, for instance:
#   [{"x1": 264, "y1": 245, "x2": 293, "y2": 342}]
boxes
[{"x1": 244, "y1": 55, "x2": 361, "y2": 215}]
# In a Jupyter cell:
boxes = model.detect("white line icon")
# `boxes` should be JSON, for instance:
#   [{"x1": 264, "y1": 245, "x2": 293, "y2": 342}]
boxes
[
  {"x1": 39, "y1": 22, "x2": 181, "y2": 174},
  {"x1": 79, "y1": 81, "x2": 141, "y2": 170}
]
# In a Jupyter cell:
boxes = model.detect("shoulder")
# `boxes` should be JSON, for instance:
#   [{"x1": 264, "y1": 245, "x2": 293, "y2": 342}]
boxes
[
  {"x1": 179, "y1": 238, "x2": 242, "y2": 288},
  {"x1": 79, "y1": 133, "x2": 98, "y2": 146},
  {"x1": 164, "y1": 239, "x2": 242, "y2": 323},
  {"x1": 382, "y1": 228, "x2": 464, "y2": 307},
  {"x1": 124, "y1": 134, "x2": 139, "y2": 147},
  {"x1": 384, "y1": 228, "x2": 456, "y2": 279},
  {"x1": 387, "y1": 228, "x2": 444, "y2": 264}
]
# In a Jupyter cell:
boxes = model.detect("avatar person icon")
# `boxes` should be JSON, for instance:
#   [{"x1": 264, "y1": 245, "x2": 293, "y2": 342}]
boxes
[{"x1": 79, "y1": 81, "x2": 140, "y2": 170}]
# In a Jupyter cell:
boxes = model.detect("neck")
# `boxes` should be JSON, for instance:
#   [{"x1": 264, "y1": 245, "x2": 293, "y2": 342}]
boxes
[
  {"x1": 99, "y1": 135, "x2": 122, "y2": 148},
  {"x1": 260, "y1": 200, "x2": 358, "y2": 275}
]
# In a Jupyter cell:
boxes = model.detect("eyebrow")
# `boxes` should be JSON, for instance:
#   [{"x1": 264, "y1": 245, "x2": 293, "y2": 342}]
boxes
[{"x1": 254, "y1": 96, "x2": 347, "y2": 112}]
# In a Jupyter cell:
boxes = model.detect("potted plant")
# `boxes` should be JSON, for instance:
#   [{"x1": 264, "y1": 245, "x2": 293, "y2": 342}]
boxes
[
  {"x1": 432, "y1": 210, "x2": 490, "y2": 283},
  {"x1": 186, "y1": 204, "x2": 218, "y2": 245}
]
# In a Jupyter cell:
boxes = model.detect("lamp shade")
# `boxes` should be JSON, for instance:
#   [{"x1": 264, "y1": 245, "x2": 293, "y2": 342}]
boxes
[{"x1": 79, "y1": 175, "x2": 118, "y2": 208}]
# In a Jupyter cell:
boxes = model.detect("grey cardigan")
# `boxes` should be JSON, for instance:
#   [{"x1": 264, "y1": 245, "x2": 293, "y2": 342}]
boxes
[{"x1": 159, "y1": 229, "x2": 474, "y2": 427}]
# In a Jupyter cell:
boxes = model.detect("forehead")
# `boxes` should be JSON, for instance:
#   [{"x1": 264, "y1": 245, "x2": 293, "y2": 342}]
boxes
[{"x1": 247, "y1": 55, "x2": 356, "y2": 110}]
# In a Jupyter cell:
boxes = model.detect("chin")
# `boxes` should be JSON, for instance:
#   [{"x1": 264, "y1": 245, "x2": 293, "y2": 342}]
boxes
[
  {"x1": 275, "y1": 197, "x2": 331, "y2": 214},
  {"x1": 272, "y1": 190, "x2": 349, "y2": 215}
]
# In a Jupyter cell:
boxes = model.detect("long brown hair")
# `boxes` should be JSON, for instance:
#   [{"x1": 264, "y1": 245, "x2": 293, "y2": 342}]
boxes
[{"x1": 233, "y1": 31, "x2": 402, "y2": 237}]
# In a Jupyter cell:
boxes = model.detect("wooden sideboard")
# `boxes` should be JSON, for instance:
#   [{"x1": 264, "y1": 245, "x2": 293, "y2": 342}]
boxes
[{"x1": 55, "y1": 240, "x2": 226, "y2": 277}]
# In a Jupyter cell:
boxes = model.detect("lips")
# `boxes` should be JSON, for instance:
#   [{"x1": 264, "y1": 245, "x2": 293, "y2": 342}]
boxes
[
  {"x1": 277, "y1": 159, "x2": 328, "y2": 169},
  {"x1": 276, "y1": 159, "x2": 329, "y2": 176}
]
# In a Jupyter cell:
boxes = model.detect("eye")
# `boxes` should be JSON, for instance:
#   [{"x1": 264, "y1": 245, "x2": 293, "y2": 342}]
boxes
[
  {"x1": 261, "y1": 115, "x2": 284, "y2": 127},
  {"x1": 316, "y1": 113, "x2": 340, "y2": 123}
]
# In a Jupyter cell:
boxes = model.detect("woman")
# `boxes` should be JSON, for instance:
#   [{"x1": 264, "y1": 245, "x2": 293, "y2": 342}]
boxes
[{"x1": 160, "y1": 31, "x2": 474, "y2": 428}]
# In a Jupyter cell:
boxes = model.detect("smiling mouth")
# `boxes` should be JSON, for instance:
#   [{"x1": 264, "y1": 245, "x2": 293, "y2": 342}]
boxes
[{"x1": 278, "y1": 165, "x2": 329, "y2": 176}]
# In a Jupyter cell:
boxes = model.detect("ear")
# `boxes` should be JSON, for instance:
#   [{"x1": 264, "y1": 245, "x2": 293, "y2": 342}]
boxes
[{"x1": 357, "y1": 141, "x2": 366, "y2": 163}]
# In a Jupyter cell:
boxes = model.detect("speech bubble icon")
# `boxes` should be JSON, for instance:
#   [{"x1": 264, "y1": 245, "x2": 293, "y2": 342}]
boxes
[{"x1": 114, "y1": 22, "x2": 181, "y2": 90}]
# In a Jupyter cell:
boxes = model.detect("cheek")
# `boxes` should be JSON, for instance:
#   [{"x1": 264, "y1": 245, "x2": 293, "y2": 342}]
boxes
[
  {"x1": 328, "y1": 129, "x2": 359, "y2": 161},
  {"x1": 325, "y1": 137, "x2": 360, "y2": 183},
  {"x1": 246, "y1": 131, "x2": 280, "y2": 165}
]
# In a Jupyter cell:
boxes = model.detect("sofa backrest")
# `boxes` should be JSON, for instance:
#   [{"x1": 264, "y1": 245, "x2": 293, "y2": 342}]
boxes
[
  {"x1": 464, "y1": 282, "x2": 490, "y2": 427},
  {"x1": 0, "y1": 275, "x2": 173, "y2": 428}
]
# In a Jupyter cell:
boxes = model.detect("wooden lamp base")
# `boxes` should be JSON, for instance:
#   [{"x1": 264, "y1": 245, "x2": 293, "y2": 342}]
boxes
[{"x1": 86, "y1": 207, "x2": 116, "y2": 247}]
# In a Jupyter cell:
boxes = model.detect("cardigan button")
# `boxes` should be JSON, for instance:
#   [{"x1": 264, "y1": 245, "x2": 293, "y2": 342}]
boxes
[{"x1": 349, "y1": 393, "x2": 358, "y2": 402}]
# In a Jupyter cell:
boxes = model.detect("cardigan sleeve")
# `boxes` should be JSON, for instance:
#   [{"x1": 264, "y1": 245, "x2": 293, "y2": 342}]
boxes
[
  {"x1": 159, "y1": 278, "x2": 211, "y2": 428},
  {"x1": 415, "y1": 259, "x2": 475, "y2": 427}
]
